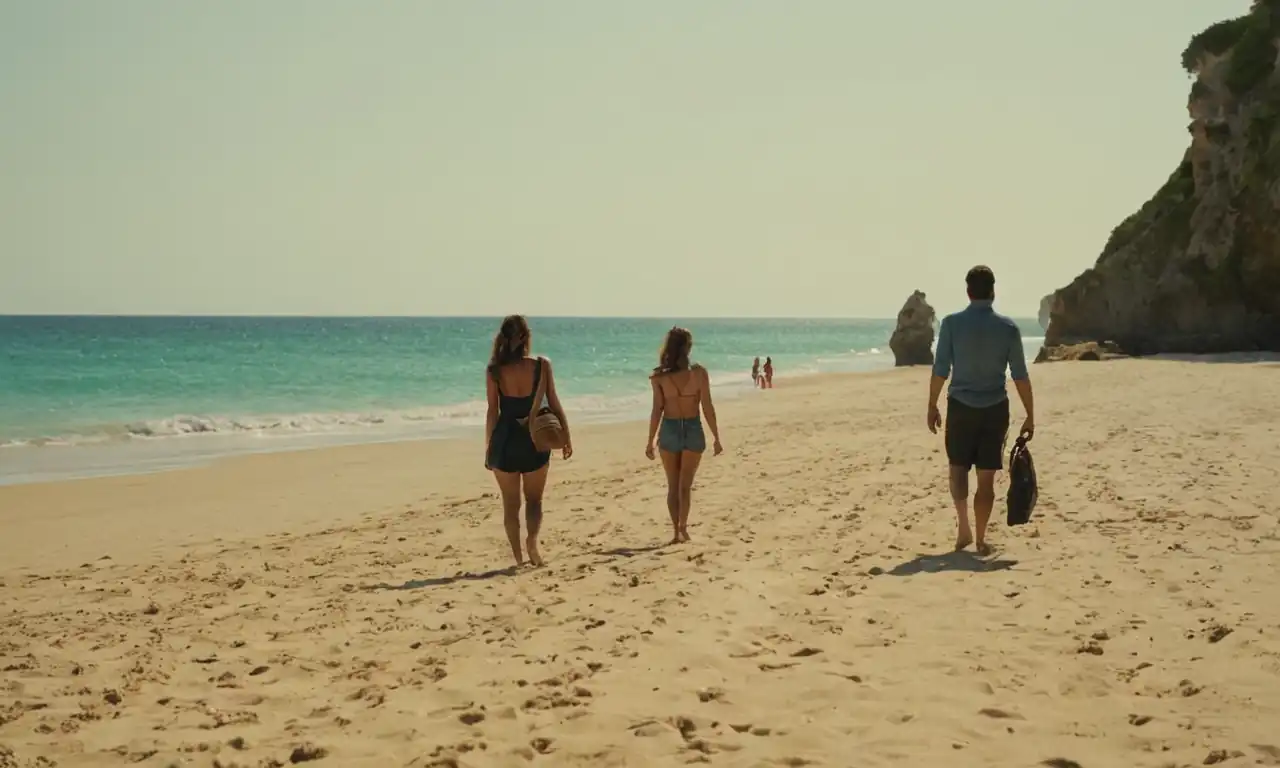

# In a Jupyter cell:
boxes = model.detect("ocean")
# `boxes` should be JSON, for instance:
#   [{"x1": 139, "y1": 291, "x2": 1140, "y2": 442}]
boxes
[{"x1": 0, "y1": 316, "x2": 1044, "y2": 485}]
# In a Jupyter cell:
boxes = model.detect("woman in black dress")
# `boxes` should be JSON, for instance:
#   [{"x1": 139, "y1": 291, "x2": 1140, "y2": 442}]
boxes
[{"x1": 485, "y1": 315, "x2": 572, "y2": 567}]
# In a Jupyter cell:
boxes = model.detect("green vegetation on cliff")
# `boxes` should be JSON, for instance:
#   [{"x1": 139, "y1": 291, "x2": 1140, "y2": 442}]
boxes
[
  {"x1": 1182, "y1": 5, "x2": 1278, "y2": 96},
  {"x1": 1098, "y1": 158, "x2": 1195, "y2": 266},
  {"x1": 1182, "y1": 17, "x2": 1251, "y2": 73}
]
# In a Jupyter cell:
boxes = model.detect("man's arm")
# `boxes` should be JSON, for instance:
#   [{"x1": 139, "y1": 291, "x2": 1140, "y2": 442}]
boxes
[
  {"x1": 1008, "y1": 326, "x2": 1034, "y2": 437},
  {"x1": 927, "y1": 317, "x2": 952, "y2": 432}
]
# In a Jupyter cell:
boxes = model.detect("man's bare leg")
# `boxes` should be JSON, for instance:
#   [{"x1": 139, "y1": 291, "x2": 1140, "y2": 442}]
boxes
[
  {"x1": 949, "y1": 465, "x2": 972, "y2": 550},
  {"x1": 973, "y1": 470, "x2": 997, "y2": 555}
]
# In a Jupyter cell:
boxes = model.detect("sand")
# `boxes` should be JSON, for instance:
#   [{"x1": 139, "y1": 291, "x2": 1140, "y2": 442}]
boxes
[{"x1": 3, "y1": 358, "x2": 1280, "y2": 768}]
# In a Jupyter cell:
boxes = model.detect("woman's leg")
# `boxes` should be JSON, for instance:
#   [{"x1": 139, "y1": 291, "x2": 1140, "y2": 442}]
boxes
[
  {"x1": 521, "y1": 464, "x2": 550, "y2": 566},
  {"x1": 493, "y1": 470, "x2": 524, "y2": 565},
  {"x1": 659, "y1": 450, "x2": 683, "y2": 544},
  {"x1": 676, "y1": 451, "x2": 703, "y2": 541}
]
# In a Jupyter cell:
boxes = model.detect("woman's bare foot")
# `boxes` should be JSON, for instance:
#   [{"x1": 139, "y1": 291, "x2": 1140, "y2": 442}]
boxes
[
  {"x1": 955, "y1": 529, "x2": 973, "y2": 551},
  {"x1": 975, "y1": 541, "x2": 993, "y2": 556},
  {"x1": 526, "y1": 537, "x2": 545, "y2": 567},
  {"x1": 668, "y1": 531, "x2": 682, "y2": 546},
  {"x1": 678, "y1": 527, "x2": 691, "y2": 543}
]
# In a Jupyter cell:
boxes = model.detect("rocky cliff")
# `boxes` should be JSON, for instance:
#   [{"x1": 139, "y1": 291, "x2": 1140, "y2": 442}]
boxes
[{"x1": 1044, "y1": 1, "x2": 1280, "y2": 355}]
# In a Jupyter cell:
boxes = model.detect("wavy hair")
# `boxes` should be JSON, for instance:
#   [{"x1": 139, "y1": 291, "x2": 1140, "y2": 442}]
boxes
[
  {"x1": 652, "y1": 326, "x2": 693, "y2": 376},
  {"x1": 487, "y1": 314, "x2": 531, "y2": 380}
]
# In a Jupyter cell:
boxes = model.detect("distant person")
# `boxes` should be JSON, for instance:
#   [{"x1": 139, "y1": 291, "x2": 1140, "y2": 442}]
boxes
[
  {"x1": 645, "y1": 327, "x2": 723, "y2": 544},
  {"x1": 762, "y1": 356, "x2": 774, "y2": 388},
  {"x1": 927, "y1": 266, "x2": 1034, "y2": 555},
  {"x1": 485, "y1": 315, "x2": 573, "y2": 567},
  {"x1": 751, "y1": 357, "x2": 761, "y2": 388}
]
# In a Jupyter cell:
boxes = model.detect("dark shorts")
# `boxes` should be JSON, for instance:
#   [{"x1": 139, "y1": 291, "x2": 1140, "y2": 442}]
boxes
[
  {"x1": 486, "y1": 419, "x2": 551, "y2": 474},
  {"x1": 945, "y1": 397, "x2": 1010, "y2": 472},
  {"x1": 658, "y1": 417, "x2": 706, "y2": 454}
]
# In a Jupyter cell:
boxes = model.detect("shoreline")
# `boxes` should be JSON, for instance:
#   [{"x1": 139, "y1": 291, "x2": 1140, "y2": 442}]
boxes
[
  {"x1": 0, "y1": 361, "x2": 859, "y2": 487},
  {"x1": 1, "y1": 355, "x2": 1264, "y2": 573},
  {"x1": 0, "y1": 367, "x2": 910, "y2": 573},
  {"x1": 0, "y1": 338, "x2": 1052, "y2": 487}
]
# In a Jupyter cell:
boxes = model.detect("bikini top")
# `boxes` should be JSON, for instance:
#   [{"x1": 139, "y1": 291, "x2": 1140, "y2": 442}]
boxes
[{"x1": 663, "y1": 366, "x2": 700, "y2": 401}]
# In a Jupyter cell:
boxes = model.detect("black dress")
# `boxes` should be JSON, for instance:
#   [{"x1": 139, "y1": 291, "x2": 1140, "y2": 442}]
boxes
[{"x1": 486, "y1": 358, "x2": 552, "y2": 473}]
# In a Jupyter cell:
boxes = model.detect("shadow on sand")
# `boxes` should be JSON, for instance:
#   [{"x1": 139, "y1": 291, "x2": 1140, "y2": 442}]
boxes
[
  {"x1": 1148, "y1": 352, "x2": 1280, "y2": 365},
  {"x1": 363, "y1": 566, "x2": 517, "y2": 591},
  {"x1": 594, "y1": 545, "x2": 667, "y2": 559},
  {"x1": 888, "y1": 550, "x2": 1017, "y2": 576}
]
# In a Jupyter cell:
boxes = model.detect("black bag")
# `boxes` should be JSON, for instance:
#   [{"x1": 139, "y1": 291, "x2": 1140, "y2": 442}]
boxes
[{"x1": 1006, "y1": 435, "x2": 1038, "y2": 526}]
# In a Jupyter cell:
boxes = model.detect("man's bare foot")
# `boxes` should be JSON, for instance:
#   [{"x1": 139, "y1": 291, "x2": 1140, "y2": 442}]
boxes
[
  {"x1": 975, "y1": 541, "x2": 993, "y2": 556},
  {"x1": 526, "y1": 537, "x2": 545, "y2": 567},
  {"x1": 955, "y1": 531, "x2": 973, "y2": 551}
]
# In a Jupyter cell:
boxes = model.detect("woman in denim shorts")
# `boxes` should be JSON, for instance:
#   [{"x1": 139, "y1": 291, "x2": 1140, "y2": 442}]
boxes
[{"x1": 644, "y1": 327, "x2": 723, "y2": 544}]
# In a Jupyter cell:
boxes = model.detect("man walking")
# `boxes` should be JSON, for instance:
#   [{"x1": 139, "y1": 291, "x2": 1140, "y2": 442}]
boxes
[{"x1": 927, "y1": 266, "x2": 1034, "y2": 554}]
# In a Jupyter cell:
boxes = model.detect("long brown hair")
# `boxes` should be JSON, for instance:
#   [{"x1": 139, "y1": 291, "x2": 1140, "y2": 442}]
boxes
[
  {"x1": 652, "y1": 326, "x2": 693, "y2": 376},
  {"x1": 488, "y1": 314, "x2": 531, "y2": 380}
]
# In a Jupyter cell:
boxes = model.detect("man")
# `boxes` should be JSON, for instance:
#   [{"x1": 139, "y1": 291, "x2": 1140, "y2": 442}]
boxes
[{"x1": 927, "y1": 265, "x2": 1034, "y2": 555}]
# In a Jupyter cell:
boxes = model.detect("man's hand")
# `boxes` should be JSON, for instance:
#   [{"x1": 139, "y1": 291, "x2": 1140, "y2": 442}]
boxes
[
  {"x1": 927, "y1": 404, "x2": 942, "y2": 434},
  {"x1": 1019, "y1": 416, "x2": 1035, "y2": 440},
  {"x1": 645, "y1": 442, "x2": 656, "y2": 460},
  {"x1": 712, "y1": 439, "x2": 723, "y2": 456}
]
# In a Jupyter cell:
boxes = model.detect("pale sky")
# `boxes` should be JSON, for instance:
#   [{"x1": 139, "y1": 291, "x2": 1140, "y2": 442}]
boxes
[{"x1": 0, "y1": 1, "x2": 1245, "y2": 318}]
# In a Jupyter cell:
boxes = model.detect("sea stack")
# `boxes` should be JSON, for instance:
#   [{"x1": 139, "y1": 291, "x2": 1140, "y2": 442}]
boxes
[
  {"x1": 1042, "y1": 5, "x2": 1280, "y2": 357},
  {"x1": 889, "y1": 290, "x2": 937, "y2": 366}
]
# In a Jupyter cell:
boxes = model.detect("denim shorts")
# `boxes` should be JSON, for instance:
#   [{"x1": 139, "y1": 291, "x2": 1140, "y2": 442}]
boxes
[{"x1": 658, "y1": 417, "x2": 706, "y2": 454}]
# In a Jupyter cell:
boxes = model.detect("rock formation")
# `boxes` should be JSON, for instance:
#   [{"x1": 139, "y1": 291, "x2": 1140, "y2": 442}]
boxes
[
  {"x1": 1043, "y1": 2, "x2": 1280, "y2": 356},
  {"x1": 1038, "y1": 294, "x2": 1053, "y2": 331},
  {"x1": 889, "y1": 290, "x2": 937, "y2": 366},
  {"x1": 1035, "y1": 341, "x2": 1127, "y2": 363}
]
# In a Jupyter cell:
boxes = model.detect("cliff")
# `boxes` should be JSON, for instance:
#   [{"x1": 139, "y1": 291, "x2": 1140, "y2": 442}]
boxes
[{"x1": 1043, "y1": 1, "x2": 1280, "y2": 355}]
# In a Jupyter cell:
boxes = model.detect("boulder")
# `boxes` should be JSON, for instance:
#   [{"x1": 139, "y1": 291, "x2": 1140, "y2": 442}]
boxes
[
  {"x1": 889, "y1": 290, "x2": 937, "y2": 366},
  {"x1": 1035, "y1": 341, "x2": 1127, "y2": 363}
]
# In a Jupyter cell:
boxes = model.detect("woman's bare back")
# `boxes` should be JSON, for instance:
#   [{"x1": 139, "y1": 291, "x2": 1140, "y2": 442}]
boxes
[
  {"x1": 655, "y1": 366, "x2": 704, "y2": 419},
  {"x1": 495, "y1": 357, "x2": 538, "y2": 396}
]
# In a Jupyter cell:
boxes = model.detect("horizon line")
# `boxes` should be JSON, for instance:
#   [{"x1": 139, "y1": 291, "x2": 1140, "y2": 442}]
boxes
[{"x1": 0, "y1": 312, "x2": 1040, "y2": 321}]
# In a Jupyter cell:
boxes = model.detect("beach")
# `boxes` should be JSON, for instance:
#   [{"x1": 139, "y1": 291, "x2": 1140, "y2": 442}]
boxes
[{"x1": 2, "y1": 357, "x2": 1279, "y2": 767}]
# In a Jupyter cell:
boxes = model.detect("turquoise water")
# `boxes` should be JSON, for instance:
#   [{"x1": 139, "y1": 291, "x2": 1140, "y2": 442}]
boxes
[{"x1": 0, "y1": 316, "x2": 1043, "y2": 483}]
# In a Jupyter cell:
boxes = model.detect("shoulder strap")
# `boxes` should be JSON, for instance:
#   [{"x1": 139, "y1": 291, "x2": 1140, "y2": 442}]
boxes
[
  {"x1": 682, "y1": 365, "x2": 705, "y2": 397},
  {"x1": 531, "y1": 357, "x2": 548, "y2": 410}
]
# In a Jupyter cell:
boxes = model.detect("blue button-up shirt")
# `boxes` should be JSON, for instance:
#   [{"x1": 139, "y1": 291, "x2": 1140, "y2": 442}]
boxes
[{"x1": 932, "y1": 300, "x2": 1029, "y2": 408}]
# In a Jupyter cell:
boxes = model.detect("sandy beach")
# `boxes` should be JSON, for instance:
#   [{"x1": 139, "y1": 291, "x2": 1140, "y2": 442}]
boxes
[{"x1": 3, "y1": 358, "x2": 1280, "y2": 768}]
